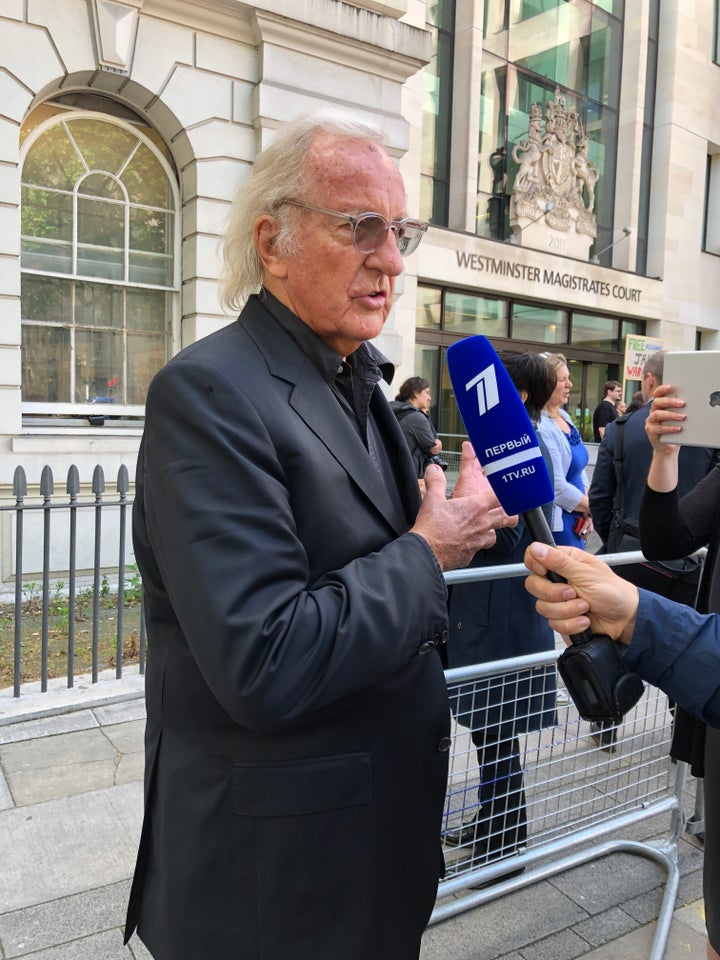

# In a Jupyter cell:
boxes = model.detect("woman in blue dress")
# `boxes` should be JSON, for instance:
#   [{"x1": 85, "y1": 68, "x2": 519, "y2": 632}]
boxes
[{"x1": 537, "y1": 353, "x2": 593, "y2": 548}]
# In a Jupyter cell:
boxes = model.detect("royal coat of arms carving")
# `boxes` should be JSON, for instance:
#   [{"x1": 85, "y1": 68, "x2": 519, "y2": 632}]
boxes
[{"x1": 509, "y1": 87, "x2": 598, "y2": 258}]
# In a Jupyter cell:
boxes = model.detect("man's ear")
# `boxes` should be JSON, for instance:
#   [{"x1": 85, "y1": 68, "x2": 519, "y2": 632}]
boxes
[{"x1": 254, "y1": 215, "x2": 289, "y2": 280}]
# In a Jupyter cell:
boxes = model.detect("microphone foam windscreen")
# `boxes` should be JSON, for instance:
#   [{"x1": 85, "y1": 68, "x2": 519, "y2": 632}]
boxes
[{"x1": 447, "y1": 336, "x2": 554, "y2": 515}]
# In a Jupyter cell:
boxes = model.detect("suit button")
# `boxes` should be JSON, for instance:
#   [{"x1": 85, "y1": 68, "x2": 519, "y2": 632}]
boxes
[{"x1": 437, "y1": 737, "x2": 452, "y2": 752}]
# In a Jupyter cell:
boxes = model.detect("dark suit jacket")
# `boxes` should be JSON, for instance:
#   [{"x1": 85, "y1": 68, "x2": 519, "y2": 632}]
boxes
[
  {"x1": 125, "y1": 297, "x2": 452, "y2": 960},
  {"x1": 589, "y1": 402, "x2": 718, "y2": 545}
]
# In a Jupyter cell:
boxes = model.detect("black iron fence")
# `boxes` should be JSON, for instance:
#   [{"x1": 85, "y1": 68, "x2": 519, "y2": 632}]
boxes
[{"x1": 1, "y1": 464, "x2": 145, "y2": 697}]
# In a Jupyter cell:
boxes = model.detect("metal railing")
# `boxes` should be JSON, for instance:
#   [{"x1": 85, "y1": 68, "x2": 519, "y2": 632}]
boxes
[
  {"x1": 1, "y1": 464, "x2": 145, "y2": 697},
  {"x1": 431, "y1": 556, "x2": 705, "y2": 957},
  {"x1": 433, "y1": 651, "x2": 684, "y2": 960}
]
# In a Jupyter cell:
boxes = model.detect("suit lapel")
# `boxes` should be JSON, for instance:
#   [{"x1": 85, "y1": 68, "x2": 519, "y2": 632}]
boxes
[{"x1": 241, "y1": 301, "x2": 414, "y2": 535}]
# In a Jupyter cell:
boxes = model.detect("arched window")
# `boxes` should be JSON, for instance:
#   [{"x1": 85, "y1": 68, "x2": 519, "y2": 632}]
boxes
[{"x1": 20, "y1": 108, "x2": 179, "y2": 417}]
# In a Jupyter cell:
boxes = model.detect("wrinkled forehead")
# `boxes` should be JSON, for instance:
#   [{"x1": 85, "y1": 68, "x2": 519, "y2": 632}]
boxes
[{"x1": 305, "y1": 132, "x2": 403, "y2": 200}]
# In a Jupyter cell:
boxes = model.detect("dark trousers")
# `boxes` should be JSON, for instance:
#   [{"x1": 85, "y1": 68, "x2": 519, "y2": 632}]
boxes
[{"x1": 470, "y1": 729, "x2": 528, "y2": 857}]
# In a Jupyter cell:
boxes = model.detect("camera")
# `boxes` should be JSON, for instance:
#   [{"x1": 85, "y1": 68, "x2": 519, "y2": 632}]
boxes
[{"x1": 424, "y1": 454, "x2": 448, "y2": 471}]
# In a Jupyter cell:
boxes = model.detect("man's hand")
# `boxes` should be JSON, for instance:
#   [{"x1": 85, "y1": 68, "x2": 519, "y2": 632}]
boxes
[
  {"x1": 411, "y1": 442, "x2": 516, "y2": 572},
  {"x1": 523, "y1": 542, "x2": 639, "y2": 645},
  {"x1": 448, "y1": 441, "x2": 490, "y2": 499}
]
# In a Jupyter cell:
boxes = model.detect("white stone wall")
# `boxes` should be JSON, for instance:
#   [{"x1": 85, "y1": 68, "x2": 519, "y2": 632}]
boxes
[{"x1": 0, "y1": 0, "x2": 430, "y2": 514}]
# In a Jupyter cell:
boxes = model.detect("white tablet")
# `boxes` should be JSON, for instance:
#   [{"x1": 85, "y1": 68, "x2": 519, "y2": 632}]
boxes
[{"x1": 660, "y1": 350, "x2": 720, "y2": 447}]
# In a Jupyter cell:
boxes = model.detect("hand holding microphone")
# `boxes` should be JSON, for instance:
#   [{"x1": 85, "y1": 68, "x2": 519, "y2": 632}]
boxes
[
  {"x1": 446, "y1": 336, "x2": 644, "y2": 724},
  {"x1": 523, "y1": 541, "x2": 640, "y2": 645}
]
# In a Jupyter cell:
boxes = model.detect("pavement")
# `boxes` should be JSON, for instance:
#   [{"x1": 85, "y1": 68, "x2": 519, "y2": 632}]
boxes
[{"x1": 0, "y1": 669, "x2": 709, "y2": 960}]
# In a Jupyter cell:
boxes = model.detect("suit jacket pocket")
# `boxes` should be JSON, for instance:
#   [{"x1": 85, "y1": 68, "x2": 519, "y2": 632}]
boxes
[{"x1": 232, "y1": 752, "x2": 372, "y2": 817}]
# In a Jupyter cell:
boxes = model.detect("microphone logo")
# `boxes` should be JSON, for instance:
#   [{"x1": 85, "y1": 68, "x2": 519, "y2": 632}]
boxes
[{"x1": 465, "y1": 364, "x2": 500, "y2": 416}]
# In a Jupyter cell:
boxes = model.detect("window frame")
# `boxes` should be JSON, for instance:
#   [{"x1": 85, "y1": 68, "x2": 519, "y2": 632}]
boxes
[{"x1": 20, "y1": 108, "x2": 181, "y2": 420}]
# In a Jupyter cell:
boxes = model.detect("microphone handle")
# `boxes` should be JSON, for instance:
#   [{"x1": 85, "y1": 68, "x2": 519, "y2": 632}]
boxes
[{"x1": 521, "y1": 506, "x2": 593, "y2": 645}]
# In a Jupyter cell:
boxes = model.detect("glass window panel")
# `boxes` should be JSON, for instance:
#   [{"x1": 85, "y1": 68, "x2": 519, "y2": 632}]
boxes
[
  {"x1": 586, "y1": 100, "x2": 617, "y2": 256},
  {"x1": 76, "y1": 245, "x2": 124, "y2": 280},
  {"x1": 483, "y1": 0, "x2": 509, "y2": 58},
  {"x1": 127, "y1": 288, "x2": 169, "y2": 332},
  {"x1": 416, "y1": 286, "x2": 442, "y2": 331},
  {"x1": 445, "y1": 292, "x2": 507, "y2": 336},
  {"x1": 566, "y1": 358, "x2": 589, "y2": 437},
  {"x1": 21, "y1": 186, "x2": 73, "y2": 241},
  {"x1": 77, "y1": 196, "x2": 125, "y2": 248},
  {"x1": 22, "y1": 123, "x2": 84, "y2": 190},
  {"x1": 21, "y1": 238, "x2": 72, "y2": 274},
  {"x1": 128, "y1": 252, "x2": 173, "y2": 286},
  {"x1": 413, "y1": 341, "x2": 443, "y2": 440},
  {"x1": 21, "y1": 324, "x2": 70, "y2": 402},
  {"x1": 481, "y1": 190, "x2": 511, "y2": 241},
  {"x1": 439, "y1": 345, "x2": 469, "y2": 451},
  {"x1": 477, "y1": 57, "x2": 509, "y2": 238},
  {"x1": 129, "y1": 207, "x2": 172, "y2": 254},
  {"x1": 587, "y1": 10, "x2": 621, "y2": 109},
  {"x1": 427, "y1": 0, "x2": 454, "y2": 31},
  {"x1": 511, "y1": 303, "x2": 567, "y2": 341},
  {"x1": 518, "y1": 0, "x2": 564, "y2": 18},
  {"x1": 75, "y1": 328, "x2": 124, "y2": 403},
  {"x1": 421, "y1": 7, "x2": 454, "y2": 226},
  {"x1": 592, "y1": 0, "x2": 624, "y2": 16},
  {"x1": 128, "y1": 331, "x2": 166, "y2": 404},
  {"x1": 570, "y1": 312, "x2": 618, "y2": 349},
  {"x1": 419, "y1": 174, "x2": 435, "y2": 223},
  {"x1": 66, "y1": 118, "x2": 137, "y2": 176},
  {"x1": 121, "y1": 142, "x2": 173, "y2": 207},
  {"x1": 478, "y1": 57, "x2": 507, "y2": 195},
  {"x1": 21, "y1": 111, "x2": 177, "y2": 411},
  {"x1": 75, "y1": 281, "x2": 123, "y2": 329},
  {"x1": 620, "y1": 318, "x2": 644, "y2": 339},
  {"x1": 79, "y1": 172, "x2": 124, "y2": 200},
  {"x1": 21, "y1": 274, "x2": 72, "y2": 323}
]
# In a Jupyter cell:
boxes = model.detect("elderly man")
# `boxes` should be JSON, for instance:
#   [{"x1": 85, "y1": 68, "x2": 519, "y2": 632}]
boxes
[{"x1": 124, "y1": 114, "x2": 512, "y2": 960}]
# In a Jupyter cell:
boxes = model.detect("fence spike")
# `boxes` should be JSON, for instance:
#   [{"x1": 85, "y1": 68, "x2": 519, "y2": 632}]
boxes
[
  {"x1": 117, "y1": 464, "x2": 129, "y2": 495},
  {"x1": 13, "y1": 465, "x2": 27, "y2": 501},
  {"x1": 67, "y1": 465, "x2": 80, "y2": 499},
  {"x1": 40, "y1": 465, "x2": 55, "y2": 499},
  {"x1": 92, "y1": 464, "x2": 105, "y2": 497}
]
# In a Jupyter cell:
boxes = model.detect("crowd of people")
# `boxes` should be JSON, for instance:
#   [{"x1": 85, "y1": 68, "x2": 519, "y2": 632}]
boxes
[{"x1": 124, "y1": 109, "x2": 719, "y2": 960}]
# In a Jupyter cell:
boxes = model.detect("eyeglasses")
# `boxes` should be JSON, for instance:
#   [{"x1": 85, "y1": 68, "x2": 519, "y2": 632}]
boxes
[{"x1": 277, "y1": 199, "x2": 428, "y2": 257}]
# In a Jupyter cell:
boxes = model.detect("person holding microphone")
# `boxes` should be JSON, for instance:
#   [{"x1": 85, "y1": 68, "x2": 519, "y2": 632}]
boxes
[{"x1": 524, "y1": 384, "x2": 720, "y2": 960}]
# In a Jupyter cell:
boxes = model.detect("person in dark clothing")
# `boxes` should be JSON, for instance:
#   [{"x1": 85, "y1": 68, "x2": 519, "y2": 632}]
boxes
[
  {"x1": 592, "y1": 379, "x2": 622, "y2": 441},
  {"x1": 590, "y1": 352, "x2": 717, "y2": 552},
  {"x1": 641, "y1": 384, "x2": 720, "y2": 960},
  {"x1": 443, "y1": 352, "x2": 558, "y2": 878},
  {"x1": 390, "y1": 377, "x2": 443, "y2": 486},
  {"x1": 588, "y1": 351, "x2": 718, "y2": 750}
]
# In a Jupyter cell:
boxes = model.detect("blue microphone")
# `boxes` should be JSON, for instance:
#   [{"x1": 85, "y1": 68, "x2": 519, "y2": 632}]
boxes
[
  {"x1": 447, "y1": 335, "x2": 645, "y2": 724},
  {"x1": 447, "y1": 333, "x2": 574, "y2": 586},
  {"x1": 446, "y1": 335, "x2": 553, "y2": 517}
]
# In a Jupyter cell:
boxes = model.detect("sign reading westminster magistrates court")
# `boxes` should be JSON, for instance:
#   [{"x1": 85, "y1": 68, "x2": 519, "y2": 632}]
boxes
[{"x1": 455, "y1": 250, "x2": 643, "y2": 303}]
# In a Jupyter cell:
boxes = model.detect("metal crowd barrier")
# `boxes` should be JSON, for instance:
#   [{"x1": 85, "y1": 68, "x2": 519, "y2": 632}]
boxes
[{"x1": 433, "y1": 556, "x2": 700, "y2": 960}]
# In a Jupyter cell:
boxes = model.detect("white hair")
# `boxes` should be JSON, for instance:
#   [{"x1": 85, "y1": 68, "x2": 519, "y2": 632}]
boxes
[{"x1": 219, "y1": 112, "x2": 388, "y2": 313}]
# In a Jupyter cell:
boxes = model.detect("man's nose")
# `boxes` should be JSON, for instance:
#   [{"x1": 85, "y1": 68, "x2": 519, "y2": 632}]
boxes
[{"x1": 367, "y1": 228, "x2": 404, "y2": 275}]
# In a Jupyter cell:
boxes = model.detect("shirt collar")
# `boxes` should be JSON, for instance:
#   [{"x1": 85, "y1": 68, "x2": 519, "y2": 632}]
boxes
[{"x1": 258, "y1": 288, "x2": 394, "y2": 387}]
